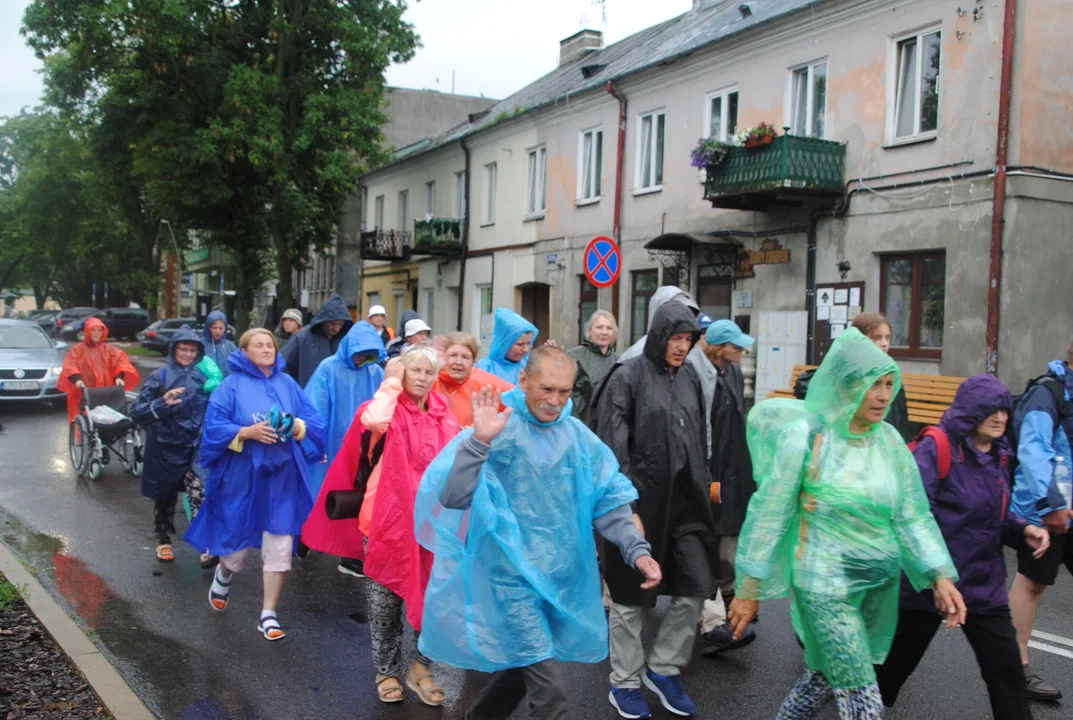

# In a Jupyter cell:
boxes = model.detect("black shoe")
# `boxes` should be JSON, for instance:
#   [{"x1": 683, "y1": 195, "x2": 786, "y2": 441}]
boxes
[
  {"x1": 337, "y1": 558, "x2": 365, "y2": 578},
  {"x1": 1023, "y1": 664, "x2": 1062, "y2": 701},
  {"x1": 295, "y1": 539, "x2": 310, "y2": 559},
  {"x1": 701, "y1": 623, "x2": 756, "y2": 656}
]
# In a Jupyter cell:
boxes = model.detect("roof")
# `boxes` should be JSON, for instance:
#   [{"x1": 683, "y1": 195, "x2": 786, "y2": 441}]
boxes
[{"x1": 376, "y1": 0, "x2": 822, "y2": 170}]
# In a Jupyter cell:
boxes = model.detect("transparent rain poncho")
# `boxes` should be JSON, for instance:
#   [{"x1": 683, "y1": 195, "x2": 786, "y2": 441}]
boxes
[
  {"x1": 414, "y1": 388, "x2": 638, "y2": 672},
  {"x1": 736, "y1": 328, "x2": 956, "y2": 687}
]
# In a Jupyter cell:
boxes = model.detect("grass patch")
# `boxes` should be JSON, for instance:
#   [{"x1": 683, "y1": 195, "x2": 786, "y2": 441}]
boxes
[
  {"x1": 122, "y1": 346, "x2": 159, "y2": 357},
  {"x1": 0, "y1": 574, "x2": 24, "y2": 608}
]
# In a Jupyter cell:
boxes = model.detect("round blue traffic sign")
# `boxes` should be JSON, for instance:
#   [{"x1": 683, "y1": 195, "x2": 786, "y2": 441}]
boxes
[{"x1": 584, "y1": 236, "x2": 621, "y2": 288}]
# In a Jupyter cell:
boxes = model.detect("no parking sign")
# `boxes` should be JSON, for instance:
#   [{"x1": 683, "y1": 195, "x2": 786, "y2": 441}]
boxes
[{"x1": 583, "y1": 236, "x2": 621, "y2": 288}]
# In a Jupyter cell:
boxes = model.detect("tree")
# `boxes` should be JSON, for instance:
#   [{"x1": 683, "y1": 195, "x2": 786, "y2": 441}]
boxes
[{"x1": 23, "y1": 0, "x2": 419, "y2": 326}]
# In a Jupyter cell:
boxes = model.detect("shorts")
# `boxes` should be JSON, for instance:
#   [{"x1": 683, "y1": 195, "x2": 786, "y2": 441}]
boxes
[
  {"x1": 1016, "y1": 531, "x2": 1073, "y2": 586},
  {"x1": 220, "y1": 532, "x2": 294, "y2": 574}
]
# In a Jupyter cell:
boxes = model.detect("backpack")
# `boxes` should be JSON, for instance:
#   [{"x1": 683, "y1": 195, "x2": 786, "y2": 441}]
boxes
[
  {"x1": 909, "y1": 426, "x2": 954, "y2": 480},
  {"x1": 1006, "y1": 374, "x2": 1073, "y2": 479},
  {"x1": 793, "y1": 369, "x2": 816, "y2": 400}
]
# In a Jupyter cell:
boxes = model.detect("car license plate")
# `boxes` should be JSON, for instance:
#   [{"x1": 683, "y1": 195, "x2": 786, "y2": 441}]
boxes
[{"x1": 1, "y1": 381, "x2": 40, "y2": 391}]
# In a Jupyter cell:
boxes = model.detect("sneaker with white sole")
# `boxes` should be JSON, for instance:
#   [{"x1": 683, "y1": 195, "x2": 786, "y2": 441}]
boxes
[
  {"x1": 608, "y1": 688, "x2": 652, "y2": 719},
  {"x1": 642, "y1": 668, "x2": 696, "y2": 717},
  {"x1": 337, "y1": 557, "x2": 365, "y2": 578}
]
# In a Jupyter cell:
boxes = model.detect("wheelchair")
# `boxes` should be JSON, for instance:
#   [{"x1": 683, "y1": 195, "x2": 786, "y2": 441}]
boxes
[{"x1": 68, "y1": 385, "x2": 144, "y2": 481}]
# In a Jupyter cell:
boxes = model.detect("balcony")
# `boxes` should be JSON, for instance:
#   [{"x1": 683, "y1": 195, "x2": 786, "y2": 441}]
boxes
[
  {"x1": 413, "y1": 218, "x2": 463, "y2": 256},
  {"x1": 704, "y1": 135, "x2": 846, "y2": 211},
  {"x1": 360, "y1": 229, "x2": 412, "y2": 262}
]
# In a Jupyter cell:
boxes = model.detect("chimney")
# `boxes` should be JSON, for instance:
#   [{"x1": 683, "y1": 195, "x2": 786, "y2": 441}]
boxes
[{"x1": 559, "y1": 29, "x2": 604, "y2": 68}]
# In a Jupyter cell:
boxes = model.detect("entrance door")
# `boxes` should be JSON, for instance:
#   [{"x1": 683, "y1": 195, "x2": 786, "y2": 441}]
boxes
[
  {"x1": 697, "y1": 264, "x2": 733, "y2": 320},
  {"x1": 519, "y1": 283, "x2": 550, "y2": 342}
]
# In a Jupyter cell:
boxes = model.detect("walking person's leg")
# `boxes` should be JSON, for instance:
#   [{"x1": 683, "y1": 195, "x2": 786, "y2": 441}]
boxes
[
  {"x1": 367, "y1": 577, "x2": 406, "y2": 702},
  {"x1": 464, "y1": 668, "x2": 527, "y2": 720},
  {"x1": 257, "y1": 532, "x2": 292, "y2": 641},
  {"x1": 702, "y1": 535, "x2": 755, "y2": 655},
  {"x1": 874, "y1": 609, "x2": 941, "y2": 708},
  {"x1": 518, "y1": 660, "x2": 568, "y2": 720},
  {"x1": 776, "y1": 671, "x2": 835, "y2": 720},
  {"x1": 406, "y1": 631, "x2": 445, "y2": 706},
  {"x1": 153, "y1": 493, "x2": 178, "y2": 561},
  {"x1": 961, "y1": 610, "x2": 1033, "y2": 720},
  {"x1": 1009, "y1": 531, "x2": 1066, "y2": 700},
  {"x1": 644, "y1": 595, "x2": 704, "y2": 715},
  {"x1": 608, "y1": 601, "x2": 652, "y2": 717}
]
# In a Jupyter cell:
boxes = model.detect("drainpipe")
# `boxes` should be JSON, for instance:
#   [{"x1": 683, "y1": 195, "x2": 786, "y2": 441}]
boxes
[
  {"x1": 456, "y1": 137, "x2": 471, "y2": 332},
  {"x1": 985, "y1": 0, "x2": 1018, "y2": 375},
  {"x1": 356, "y1": 180, "x2": 367, "y2": 310},
  {"x1": 605, "y1": 81, "x2": 627, "y2": 324},
  {"x1": 805, "y1": 211, "x2": 821, "y2": 364}
]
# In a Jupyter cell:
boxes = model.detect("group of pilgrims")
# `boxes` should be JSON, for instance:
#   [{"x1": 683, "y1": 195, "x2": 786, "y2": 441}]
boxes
[{"x1": 53, "y1": 286, "x2": 1069, "y2": 719}]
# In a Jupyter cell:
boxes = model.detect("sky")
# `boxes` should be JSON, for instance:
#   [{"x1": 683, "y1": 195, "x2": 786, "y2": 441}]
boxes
[{"x1": 0, "y1": 0, "x2": 693, "y2": 117}]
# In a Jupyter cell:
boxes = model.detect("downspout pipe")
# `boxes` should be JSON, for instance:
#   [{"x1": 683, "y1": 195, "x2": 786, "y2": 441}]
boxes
[
  {"x1": 805, "y1": 211, "x2": 821, "y2": 364},
  {"x1": 456, "y1": 137, "x2": 471, "y2": 332},
  {"x1": 605, "y1": 81, "x2": 626, "y2": 325},
  {"x1": 986, "y1": 0, "x2": 1018, "y2": 375}
]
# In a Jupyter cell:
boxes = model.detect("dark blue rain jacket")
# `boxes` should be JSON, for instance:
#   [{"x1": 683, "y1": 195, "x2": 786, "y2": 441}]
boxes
[
  {"x1": 280, "y1": 293, "x2": 354, "y2": 388},
  {"x1": 202, "y1": 310, "x2": 238, "y2": 378}
]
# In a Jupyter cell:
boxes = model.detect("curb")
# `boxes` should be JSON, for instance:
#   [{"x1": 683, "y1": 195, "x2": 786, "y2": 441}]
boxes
[{"x1": 0, "y1": 540, "x2": 157, "y2": 720}]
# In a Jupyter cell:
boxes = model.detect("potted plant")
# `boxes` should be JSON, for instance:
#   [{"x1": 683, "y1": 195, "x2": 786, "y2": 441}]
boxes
[
  {"x1": 737, "y1": 122, "x2": 777, "y2": 149},
  {"x1": 691, "y1": 136, "x2": 732, "y2": 171}
]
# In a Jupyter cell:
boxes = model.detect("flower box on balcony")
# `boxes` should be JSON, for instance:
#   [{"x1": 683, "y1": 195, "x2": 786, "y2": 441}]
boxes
[{"x1": 413, "y1": 218, "x2": 463, "y2": 256}]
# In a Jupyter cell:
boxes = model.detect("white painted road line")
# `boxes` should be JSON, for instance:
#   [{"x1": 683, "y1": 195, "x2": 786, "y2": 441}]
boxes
[
  {"x1": 1032, "y1": 630, "x2": 1073, "y2": 649},
  {"x1": 1028, "y1": 640, "x2": 1073, "y2": 660}
]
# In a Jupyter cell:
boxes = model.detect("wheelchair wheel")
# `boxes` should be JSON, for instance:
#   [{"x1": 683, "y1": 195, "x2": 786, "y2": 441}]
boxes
[
  {"x1": 69, "y1": 416, "x2": 91, "y2": 476},
  {"x1": 128, "y1": 431, "x2": 144, "y2": 478},
  {"x1": 87, "y1": 459, "x2": 102, "y2": 481}
]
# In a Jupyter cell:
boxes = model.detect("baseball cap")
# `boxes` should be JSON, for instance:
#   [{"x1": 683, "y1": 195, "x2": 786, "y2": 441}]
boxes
[
  {"x1": 706, "y1": 319, "x2": 755, "y2": 348},
  {"x1": 368, "y1": 304, "x2": 387, "y2": 318},
  {"x1": 696, "y1": 313, "x2": 714, "y2": 330},
  {"x1": 404, "y1": 318, "x2": 432, "y2": 338}
]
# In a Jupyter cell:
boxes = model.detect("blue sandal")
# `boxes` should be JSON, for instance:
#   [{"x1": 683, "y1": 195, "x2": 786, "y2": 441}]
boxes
[
  {"x1": 257, "y1": 612, "x2": 286, "y2": 641},
  {"x1": 208, "y1": 566, "x2": 230, "y2": 611}
]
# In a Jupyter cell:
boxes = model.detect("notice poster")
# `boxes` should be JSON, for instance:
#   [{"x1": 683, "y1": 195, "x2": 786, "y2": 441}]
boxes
[
  {"x1": 830, "y1": 305, "x2": 848, "y2": 325},
  {"x1": 817, "y1": 288, "x2": 834, "y2": 307},
  {"x1": 817, "y1": 305, "x2": 831, "y2": 321},
  {"x1": 849, "y1": 287, "x2": 861, "y2": 307},
  {"x1": 834, "y1": 288, "x2": 849, "y2": 304},
  {"x1": 830, "y1": 323, "x2": 845, "y2": 338}
]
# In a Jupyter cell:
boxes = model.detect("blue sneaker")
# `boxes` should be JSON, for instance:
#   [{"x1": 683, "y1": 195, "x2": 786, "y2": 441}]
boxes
[
  {"x1": 642, "y1": 669, "x2": 696, "y2": 717},
  {"x1": 608, "y1": 688, "x2": 651, "y2": 719}
]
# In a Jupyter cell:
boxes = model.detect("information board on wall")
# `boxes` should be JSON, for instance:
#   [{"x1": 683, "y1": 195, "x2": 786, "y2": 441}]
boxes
[{"x1": 814, "y1": 281, "x2": 865, "y2": 363}]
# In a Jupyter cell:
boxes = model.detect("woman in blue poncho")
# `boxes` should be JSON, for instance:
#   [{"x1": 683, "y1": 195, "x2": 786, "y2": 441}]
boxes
[
  {"x1": 185, "y1": 328, "x2": 326, "y2": 641},
  {"x1": 202, "y1": 309, "x2": 238, "y2": 378},
  {"x1": 475, "y1": 308, "x2": 537, "y2": 385}
]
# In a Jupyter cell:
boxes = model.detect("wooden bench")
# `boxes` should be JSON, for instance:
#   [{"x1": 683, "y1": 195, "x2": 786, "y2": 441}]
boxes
[{"x1": 767, "y1": 364, "x2": 966, "y2": 426}]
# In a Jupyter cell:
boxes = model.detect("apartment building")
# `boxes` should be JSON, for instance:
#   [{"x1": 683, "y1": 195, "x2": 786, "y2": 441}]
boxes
[{"x1": 360, "y1": 0, "x2": 1073, "y2": 389}]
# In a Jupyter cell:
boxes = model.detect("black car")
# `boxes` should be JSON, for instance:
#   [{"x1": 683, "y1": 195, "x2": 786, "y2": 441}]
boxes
[
  {"x1": 52, "y1": 307, "x2": 95, "y2": 337},
  {"x1": 139, "y1": 318, "x2": 235, "y2": 355},
  {"x1": 60, "y1": 307, "x2": 150, "y2": 342}
]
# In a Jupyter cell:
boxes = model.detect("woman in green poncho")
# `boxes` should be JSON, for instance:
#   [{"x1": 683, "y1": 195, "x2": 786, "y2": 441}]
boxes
[{"x1": 727, "y1": 329, "x2": 966, "y2": 719}]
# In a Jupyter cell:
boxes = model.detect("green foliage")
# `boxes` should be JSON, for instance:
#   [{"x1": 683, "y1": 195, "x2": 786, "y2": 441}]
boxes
[{"x1": 0, "y1": 576, "x2": 23, "y2": 609}]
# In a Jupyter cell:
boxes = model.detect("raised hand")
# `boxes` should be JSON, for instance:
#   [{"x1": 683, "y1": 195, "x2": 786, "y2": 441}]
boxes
[
  {"x1": 471, "y1": 386, "x2": 512, "y2": 444},
  {"x1": 163, "y1": 387, "x2": 186, "y2": 406},
  {"x1": 384, "y1": 357, "x2": 405, "y2": 382}
]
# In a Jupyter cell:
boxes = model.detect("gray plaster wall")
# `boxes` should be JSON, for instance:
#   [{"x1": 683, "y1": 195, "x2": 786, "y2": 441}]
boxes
[{"x1": 382, "y1": 89, "x2": 496, "y2": 151}]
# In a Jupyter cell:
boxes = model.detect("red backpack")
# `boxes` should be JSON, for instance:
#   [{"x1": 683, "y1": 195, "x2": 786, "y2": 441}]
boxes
[{"x1": 909, "y1": 426, "x2": 954, "y2": 480}]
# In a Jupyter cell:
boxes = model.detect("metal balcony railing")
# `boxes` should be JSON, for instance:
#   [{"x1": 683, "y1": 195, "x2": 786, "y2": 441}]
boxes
[
  {"x1": 412, "y1": 218, "x2": 463, "y2": 256},
  {"x1": 360, "y1": 229, "x2": 412, "y2": 261}
]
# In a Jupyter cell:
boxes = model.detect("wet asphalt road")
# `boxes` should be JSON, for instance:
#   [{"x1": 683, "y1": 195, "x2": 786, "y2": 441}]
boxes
[{"x1": 1, "y1": 375, "x2": 1071, "y2": 720}]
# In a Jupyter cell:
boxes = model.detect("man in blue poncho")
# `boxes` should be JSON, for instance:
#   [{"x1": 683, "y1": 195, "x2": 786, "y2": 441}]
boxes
[
  {"x1": 475, "y1": 308, "x2": 538, "y2": 385},
  {"x1": 415, "y1": 345, "x2": 661, "y2": 718},
  {"x1": 202, "y1": 309, "x2": 238, "y2": 378}
]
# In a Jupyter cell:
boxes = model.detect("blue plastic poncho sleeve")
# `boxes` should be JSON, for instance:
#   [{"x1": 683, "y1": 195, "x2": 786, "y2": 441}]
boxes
[
  {"x1": 291, "y1": 377, "x2": 327, "y2": 463},
  {"x1": 199, "y1": 380, "x2": 243, "y2": 469},
  {"x1": 587, "y1": 426, "x2": 641, "y2": 519}
]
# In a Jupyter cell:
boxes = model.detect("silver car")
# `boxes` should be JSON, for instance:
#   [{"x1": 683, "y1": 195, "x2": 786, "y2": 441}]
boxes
[{"x1": 0, "y1": 319, "x2": 68, "y2": 409}]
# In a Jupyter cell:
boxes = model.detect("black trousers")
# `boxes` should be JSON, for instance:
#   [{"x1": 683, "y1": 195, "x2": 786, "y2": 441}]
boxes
[
  {"x1": 464, "y1": 659, "x2": 567, "y2": 720},
  {"x1": 875, "y1": 608, "x2": 1031, "y2": 720}
]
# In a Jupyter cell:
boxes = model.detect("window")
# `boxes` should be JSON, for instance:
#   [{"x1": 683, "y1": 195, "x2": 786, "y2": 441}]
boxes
[
  {"x1": 630, "y1": 270, "x2": 659, "y2": 344},
  {"x1": 455, "y1": 171, "x2": 466, "y2": 218},
  {"x1": 393, "y1": 289, "x2": 405, "y2": 327},
  {"x1": 526, "y1": 146, "x2": 547, "y2": 215},
  {"x1": 578, "y1": 128, "x2": 603, "y2": 201},
  {"x1": 425, "y1": 181, "x2": 436, "y2": 218},
  {"x1": 697, "y1": 265, "x2": 733, "y2": 321},
  {"x1": 424, "y1": 289, "x2": 435, "y2": 328},
  {"x1": 367, "y1": 291, "x2": 381, "y2": 311},
  {"x1": 880, "y1": 252, "x2": 945, "y2": 358},
  {"x1": 475, "y1": 284, "x2": 494, "y2": 348},
  {"x1": 636, "y1": 111, "x2": 666, "y2": 190},
  {"x1": 374, "y1": 195, "x2": 385, "y2": 229},
  {"x1": 705, "y1": 88, "x2": 739, "y2": 143},
  {"x1": 483, "y1": 163, "x2": 497, "y2": 225},
  {"x1": 891, "y1": 29, "x2": 941, "y2": 141},
  {"x1": 397, "y1": 190, "x2": 409, "y2": 232},
  {"x1": 578, "y1": 277, "x2": 599, "y2": 344},
  {"x1": 789, "y1": 61, "x2": 827, "y2": 137}
]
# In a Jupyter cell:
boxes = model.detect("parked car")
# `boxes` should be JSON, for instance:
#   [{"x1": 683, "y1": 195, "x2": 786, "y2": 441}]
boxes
[
  {"x1": 28, "y1": 309, "x2": 60, "y2": 335},
  {"x1": 139, "y1": 317, "x2": 235, "y2": 355},
  {"x1": 52, "y1": 307, "x2": 96, "y2": 337},
  {"x1": 60, "y1": 307, "x2": 150, "y2": 342},
  {"x1": 0, "y1": 319, "x2": 68, "y2": 409}
]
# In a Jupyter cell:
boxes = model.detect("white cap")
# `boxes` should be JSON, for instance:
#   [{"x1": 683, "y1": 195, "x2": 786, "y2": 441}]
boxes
[
  {"x1": 404, "y1": 319, "x2": 432, "y2": 338},
  {"x1": 368, "y1": 305, "x2": 387, "y2": 317}
]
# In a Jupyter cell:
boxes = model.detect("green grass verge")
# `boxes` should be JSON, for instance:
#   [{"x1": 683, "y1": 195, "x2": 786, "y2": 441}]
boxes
[
  {"x1": 0, "y1": 573, "x2": 24, "y2": 609},
  {"x1": 122, "y1": 346, "x2": 160, "y2": 357}
]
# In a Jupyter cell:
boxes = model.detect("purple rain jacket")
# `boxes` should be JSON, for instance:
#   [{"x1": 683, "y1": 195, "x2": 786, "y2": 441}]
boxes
[{"x1": 901, "y1": 373, "x2": 1028, "y2": 613}]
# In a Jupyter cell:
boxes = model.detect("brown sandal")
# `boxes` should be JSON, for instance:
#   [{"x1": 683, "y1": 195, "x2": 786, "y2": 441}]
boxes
[
  {"x1": 406, "y1": 666, "x2": 445, "y2": 707},
  {"x1": 155, "y1": 544, "x2": 174, "y2": 562},
  {"x1": 376, "y1": 674, "x2": 404, "y2": 704}
]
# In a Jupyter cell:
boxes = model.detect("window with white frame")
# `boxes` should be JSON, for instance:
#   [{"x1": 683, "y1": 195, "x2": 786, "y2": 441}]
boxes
[
  {"x1": 705, "y1": 88, "x2": 738, "y2": 143},
  {"x1": 578, "y1": 128, "x2": 603, "y2": 201},
  {"x1": 397, "y1": 190, "x2": 409, "y2": 232},
  {"x1": 374, "y1": 195, "x2": 385, "y2": 229},
  {"x1": 483, "y1": 163, "x2": 497, "y2": 225},
  {"x1": 636, "y1": 110, "x2": 665, "y2": 190},
  {"x1": 891, "y1": 28, "x2": 941, "y2": 142},
  {"x1": 454, "y1": 171, "x2": 466, "y2": 218},
  {"x1": 425, "y1": 181, "x2": 436, "y2": 218},
  {"x1": 475, "y1": 284, "x2": 493, "y2": 348},
  {"x1": 789, "y1": 60, "x2": 827, "y2": 137},
  {"x1": 526, "y1": 146, "x2": 547, "y2": 215}
]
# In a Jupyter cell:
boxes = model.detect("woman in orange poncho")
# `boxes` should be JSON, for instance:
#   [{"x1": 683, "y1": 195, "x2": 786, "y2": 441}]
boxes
[
  {"x1": 57, "y1": 317, "x2": 140, "y2": 421},
  {"x1": 432, "y1": 332, "x2": 512, "y2": 427}
]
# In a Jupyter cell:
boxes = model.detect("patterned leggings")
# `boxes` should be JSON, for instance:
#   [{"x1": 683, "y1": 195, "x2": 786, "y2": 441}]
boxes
[
  {"x1": 153, "y1": 470, "x2": 204, "y2": 544},
  {"x1": 777, "y1": 670, "x2": 884, "y2": 720},
  {"x1": 367, "y1": 579, "x2": 430, "y2": 678}
]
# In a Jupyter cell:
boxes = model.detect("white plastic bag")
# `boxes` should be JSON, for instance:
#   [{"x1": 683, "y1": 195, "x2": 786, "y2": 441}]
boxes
[{"x1": 88, "y1": 405, "x2": 130, "y2": 426}]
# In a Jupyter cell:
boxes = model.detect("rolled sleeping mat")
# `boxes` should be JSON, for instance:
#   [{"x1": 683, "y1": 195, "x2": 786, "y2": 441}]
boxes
[{"x1": 325, "y1": 490, "x2": 364, "y2": 520}]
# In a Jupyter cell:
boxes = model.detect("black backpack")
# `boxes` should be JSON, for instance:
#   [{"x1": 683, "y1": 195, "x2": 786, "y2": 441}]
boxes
[
  {"x1": 1007, "y1": 373, "x2": 1073, "y2": 480},
  {"x1": 793, "y1": 369, "x2": 816, "y2": 400}
]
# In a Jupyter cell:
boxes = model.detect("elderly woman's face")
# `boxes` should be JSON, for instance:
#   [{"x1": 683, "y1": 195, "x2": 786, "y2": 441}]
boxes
[
  {"x1": 975, "y1": 410, "x2": 1009, "y2": 441},
  {"x1": 403, "y1": 355, "x2": 436, "y2": 401},
  {"x1": 588, "y1": 316, "x2": 617, "y2": 350},
  {"x1": 853, "y1": 373, "x2": 895, "y2": 428},
  {"x1": 444, "y1": 344, "x2": 474, "y2": 383}
]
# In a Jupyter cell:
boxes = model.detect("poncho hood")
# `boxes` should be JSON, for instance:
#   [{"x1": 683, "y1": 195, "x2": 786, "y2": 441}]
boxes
[
  {"x1": 647, "y1": 285, "x2": 700, "y2": 325},
  {"x1": 395, "y1": 309, "x2": 420, "y2": 339},
  {"x1": 167, "y1": 325, "x2": 206, "y2": 368},
  {"x1": 310, "y1": 293, "x2": 354, "y2": 336},
  {"x1": 476, "y1": 309, "x2": 538, "y2": 384},
  {"x1": 202, "y1": 310, "x2": 229, "y2": 345},
  {"x1": 227, "y1": 345, "x2": 285, "y2": 378},
  {"x1": 804, "y1": 328, "x2": 901, "y2": 438},
  {"x1": 82, "y1": 316, "x2": 109, "y2": 345},
  {"x1": 940, "y1": 374, "x2": 1013, "y2": 447},
  {"x1": 503, "y1": 387, "x2": 573, "y2": 427},
  {"x1": 336, "y1": 321, "x2": 387, "y2": 369},
  {"x1": 642, "y1": 302, "x2": 701, "y2": 369}
]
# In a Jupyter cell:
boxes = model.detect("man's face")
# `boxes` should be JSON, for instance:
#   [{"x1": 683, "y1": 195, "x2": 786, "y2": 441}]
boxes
[
  {"x1": 324, "y1": 319, "x2": 345, "y2": 338},
  {"x1": 664, "y1": 332, "x2": 693, "y2": 368},
  {"x1": 519, "y1": 360, "x2": 575, "y2": 423},
  {"x1": 369, "y1": 314, "x2": 385, "y2": 329},
  {"x1": 210, "y1": 321, "x2": 226, "y2": 341},
  {"x1": 281, "y1": 318, "x2": 299, "y2": 334},
  {"x1": 407, "y1": 330, "x2": 430, "y2": 345},
  {"x1": 507, "y1": 332, "x2": 534, "y2": 362},
  {"x1": 174, "y1": 341, "x2": 199, "y2": 367}
]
